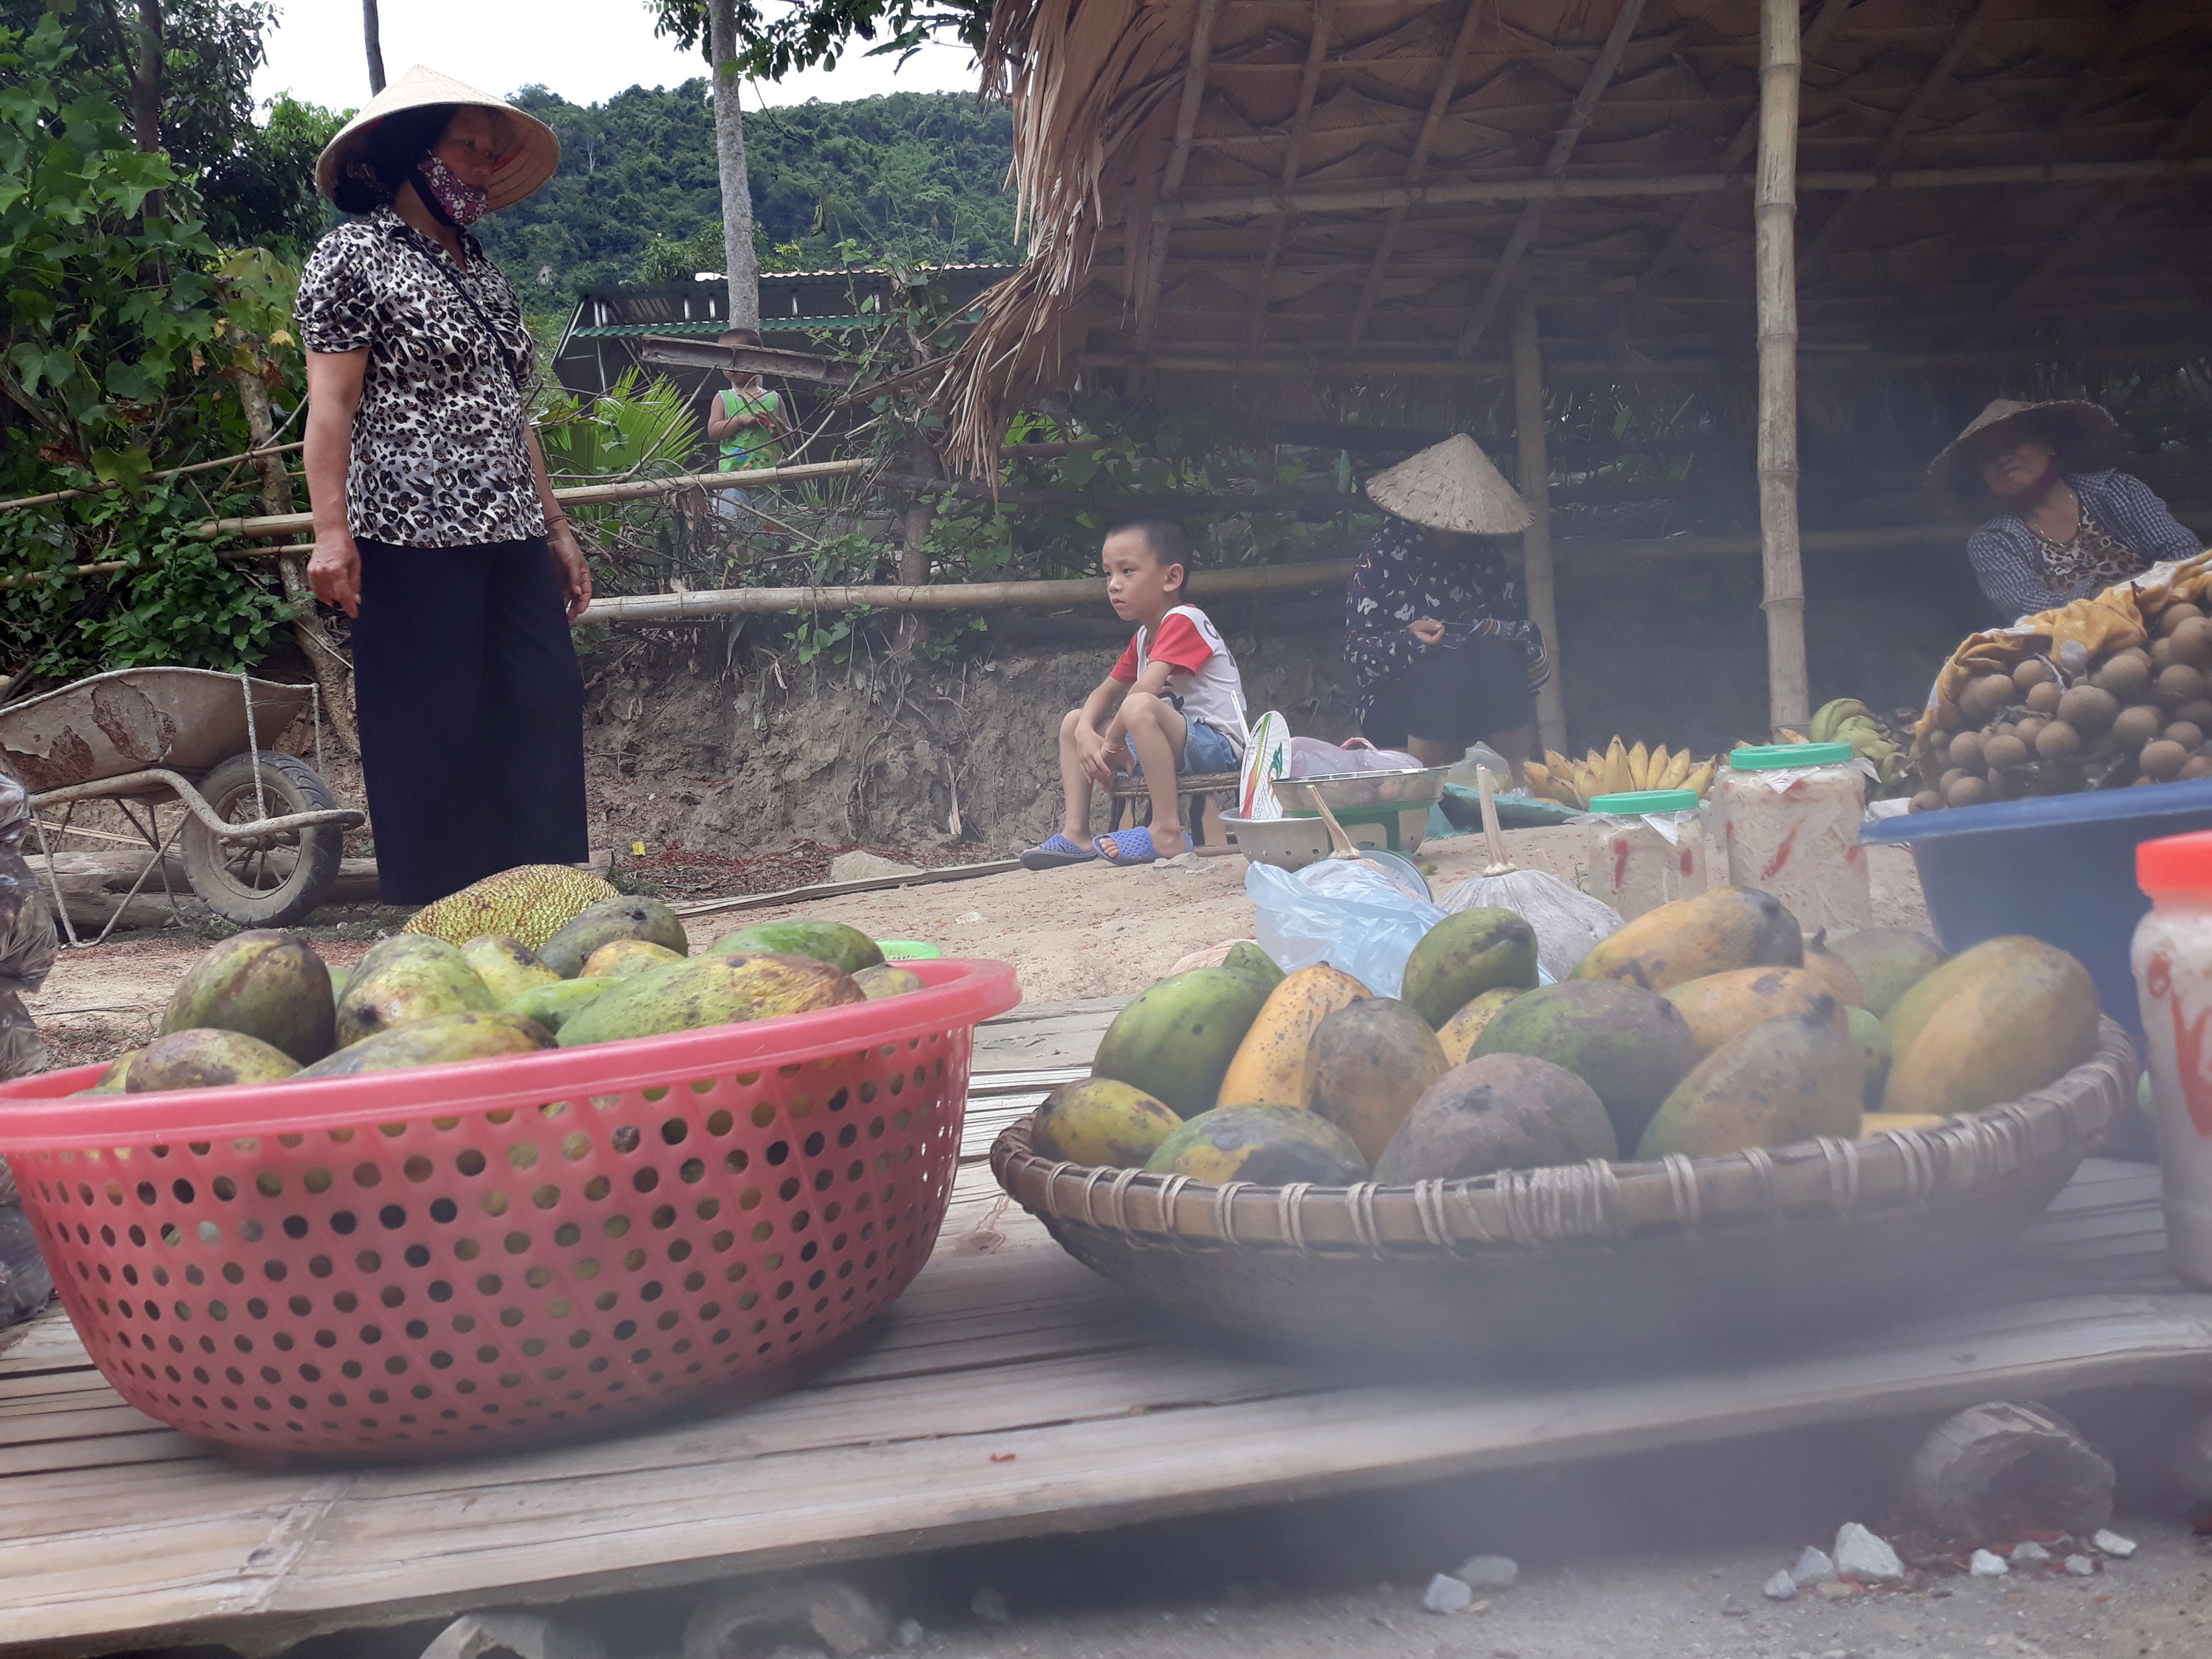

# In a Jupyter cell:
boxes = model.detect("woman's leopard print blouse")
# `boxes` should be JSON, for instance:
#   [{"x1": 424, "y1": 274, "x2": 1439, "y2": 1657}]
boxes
[{"x1": 295, "y1": 206, "x2": 545, "y2": 548}]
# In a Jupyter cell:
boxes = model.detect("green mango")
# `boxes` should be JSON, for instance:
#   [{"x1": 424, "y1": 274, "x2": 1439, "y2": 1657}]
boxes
[
  {"x1": 1144, "y1": 1105, "x2": 1368, "y2": 1184},
  {"x1": 295, "y1": 1011, "x2": 554, "y2": 1077},
  {"x1": 1092, "y1": 967, "x2": 1270, "y2": 1119},
  {"x1": 1471, "y1": 980, "x2": 1702, "y2": 1151},
  {"x1": 854, "y1": 963, "x2": 925, "y2": 999},
  {"x1": 126, "y1": 1029, "x2": 299, "y2": 1092},
  {"x1": 582, "y1": 939, "x2": 686, "y2": 979},
  {"x1": 557, "y1": 952, "x2": 863, "y2": 1047},
  {"x1": 461, "y1": 934, "x2": 560, "y2": 1004},
  {"x1": 85, "y1": 1047, "x2": 144, "y2": 1093},
  {"x1": 335, "y1": 935, "x2": 495, "y2": 1048},
  {"x1": 159, "y1": 928, "x2": 334, "y2": 1064},
  {"x1": 538, "y1": 897, "x2": 690, "y2": 978},
  {"x1": 1032, "y1": 1078, "x2": 1182, "y2": 1168},
  {"x1": 1402, "y1": 908, "x2": 1540, "y2": 1028},
  {"x1": 501, "y1": 978, "x2": 614, "y2": 1035},
  {"x1": 1847, "y1": 1004, "x2": 1893, "y2": 1109},
  {"x1": 708, "y1": 918, "x2": 883, "y2": 974},
  {"x1": 1221, "y1": 941, "x2": 1285, "y2": 996}
]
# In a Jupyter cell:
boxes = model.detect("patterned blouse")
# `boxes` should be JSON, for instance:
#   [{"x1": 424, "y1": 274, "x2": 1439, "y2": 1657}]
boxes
[
  {"x1": 1965, "y1": 470, "x2": 2199, "y2": 622},
  {"x1": 1343, "y1": 518, "x2": 1550, "y2": 727},
  {"x1": 294, "y1": 206, "x2": 543, "y2": 549}
]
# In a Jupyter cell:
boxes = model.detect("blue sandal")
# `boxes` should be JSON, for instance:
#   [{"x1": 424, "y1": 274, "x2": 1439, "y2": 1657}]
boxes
[
  {"x1": 1020, "y1": 833, "x2": 1099, "y2": 870},
  {"x1": 1093, "y1": 827, "x2": 1186, "y2": 866}
]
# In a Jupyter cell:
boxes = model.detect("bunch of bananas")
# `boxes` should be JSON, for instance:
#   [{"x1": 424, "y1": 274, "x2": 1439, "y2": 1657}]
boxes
[
  {"x1": 1784, "y1": 698, "x2": 1913, "y2": 794},
  {"x1": 1524, "y1": 737, "x2": 1720, "y2": 810}
]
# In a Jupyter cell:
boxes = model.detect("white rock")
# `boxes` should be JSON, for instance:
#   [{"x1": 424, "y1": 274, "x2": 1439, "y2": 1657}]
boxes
[
  {"x1": 2092, "y1": 1528, "x2": 2137, "y2": 1558},
  {"x1": 1422, "y1": 1574, "x2": 1474, "y2": 1615},
  {"x1": 1969, "y1": 1550, "x2": 2009, "y2": 1577},
  {"x1": 1764, "y1": 1573, "x2": 1798, "y2": 1601},
  {"x1": 1457, "y1": 1555, "x2": 1519, "y2": 1590},
  {"x1": 829, "y1": 851, "x2": 917, "y2": 883},
  {"x1": 2010, "y1": 1541, "x2": 2050, "y2": 1564},
  {"x1": 2064, "y1": 1555, "x2": 2096, "y2": 1576},
  {"x1": 970, "y1": 1587, "x2": 1009, "y2": 1624},
  {"x1": 896, "y1": 1619, "x2": 924, "y2": 1648},
  {"x1": 1792, "y1": 1547, "x2": 1839, "y2": 1587},
  {"x1": 1833, "y1": 1523, "x2": 1906, "y2": 1584}
]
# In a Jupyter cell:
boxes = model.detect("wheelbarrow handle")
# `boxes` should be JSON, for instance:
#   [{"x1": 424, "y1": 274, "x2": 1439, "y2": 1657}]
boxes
[{"x1": 29, "y1": 768, "x2": 363, "y2": 840}]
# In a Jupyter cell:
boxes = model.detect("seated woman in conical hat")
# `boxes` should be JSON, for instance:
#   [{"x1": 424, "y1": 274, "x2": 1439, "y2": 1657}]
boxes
[
  {"x1": 1930, "y1": 399, "x2": 2199, "y2": 623},
  {"x1": 1343, "y1": 435, "x2": 1547, "y2": 777}
]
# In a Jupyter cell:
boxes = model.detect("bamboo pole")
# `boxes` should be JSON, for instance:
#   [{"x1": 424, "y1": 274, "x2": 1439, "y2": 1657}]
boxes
[
  {"x1": 1510, "y1": 304, "x2": 1566, "y2": 755},
  {"x1": 0, "y1": 542, "x2": 313, "y2": 591},
  {"x1": 1160, "y1": 153, "x2": 2212, "y2": 223},
  {"x1": 1133, "y1": 0, "x2": 1223, "y2": 356},
  {"x1": 1756, "y1": 0, "x2": 1807, "y2": 735},
  {"x1": 0, "y1": 442, "x2": 304, "y2": 513}
]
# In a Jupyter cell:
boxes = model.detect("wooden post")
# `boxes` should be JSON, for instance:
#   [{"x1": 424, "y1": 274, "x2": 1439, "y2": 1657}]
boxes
[
  {"x1": 1755, "y1": 0, "x2": 1808, "y2": 735},
  {"x1": 1509, "y1": 303, "x2": 1565, "y2": 756}
]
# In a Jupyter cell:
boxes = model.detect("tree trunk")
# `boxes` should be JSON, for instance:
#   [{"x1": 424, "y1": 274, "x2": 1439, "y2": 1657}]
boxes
[
  {"x1": 131, "y1": 0, "x2": 164, "y2": 220},
  {"x1": 362, "y1": 0, "x2": 386, "y2": 94},
  {"x1": 707, "y1": 0, "x2": 762, "y2": 333},
  {"x1": 896, "y1": 437, "x2": 939, "y2": 654},
  {"x1": 234, "y1": 369, "x2": 358, "y2": 764}
]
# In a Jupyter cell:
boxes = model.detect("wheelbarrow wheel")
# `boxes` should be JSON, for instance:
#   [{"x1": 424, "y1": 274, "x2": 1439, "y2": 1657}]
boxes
[{"x1": 181, "y1": 751, "x2": 345, "y2": 928}]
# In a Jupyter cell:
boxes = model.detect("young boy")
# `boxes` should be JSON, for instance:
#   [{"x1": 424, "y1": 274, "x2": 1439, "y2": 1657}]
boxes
[
  {"x1": 705, "y1": 329, "x2": 783, "y2": 521},
  {"x1": 1023, "y1": 520, "x2": 1249, "y2": 868}
]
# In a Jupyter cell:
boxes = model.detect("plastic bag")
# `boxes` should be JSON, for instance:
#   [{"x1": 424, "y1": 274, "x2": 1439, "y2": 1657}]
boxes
[
  {"x1": 0, "y1": 771, "x2": 57, "y2": 1004},
  {"x1": 1287, "y1": 737, "x2": 1422, "y2": 776},
  {"x1": 1248, "y1": 858, "x2": 1444, "y2": 998}
]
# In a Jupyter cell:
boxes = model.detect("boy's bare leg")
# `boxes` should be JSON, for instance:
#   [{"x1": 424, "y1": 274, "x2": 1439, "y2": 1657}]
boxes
[
  {"x1": 1057, "y1": 707, "x2": 1097, "y2": 842},
  {"x1": 1107, "y1": 692, "x2": 1190, "y2": 857}
]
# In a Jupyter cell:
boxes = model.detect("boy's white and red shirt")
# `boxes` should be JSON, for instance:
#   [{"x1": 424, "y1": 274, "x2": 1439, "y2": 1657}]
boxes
[{"x1": 1109, "y1": 605, "x2": 1250, "y2": 755}]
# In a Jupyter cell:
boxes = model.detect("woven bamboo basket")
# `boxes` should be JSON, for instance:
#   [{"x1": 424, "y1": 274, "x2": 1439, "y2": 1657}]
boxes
[{"x1": 990, "y1": 1018, "x2": 2139, "y2": 1363}]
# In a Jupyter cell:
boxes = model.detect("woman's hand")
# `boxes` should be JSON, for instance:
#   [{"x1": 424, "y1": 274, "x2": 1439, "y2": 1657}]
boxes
[
  {"x1": 307, "y1": 529, "x2": 363, "y2": 619},
  {"x1": 548, "y1": 521, "x2": 594, "y2": 622},
  {"x1": 1407, "y1": 618, "x2": 1446, "y2": 645}
]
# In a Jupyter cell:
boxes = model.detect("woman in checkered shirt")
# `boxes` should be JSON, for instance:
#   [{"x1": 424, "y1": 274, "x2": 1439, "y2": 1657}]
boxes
[{"x1": 1929, "y1": 400, "x2": 2199, "y2": 623}]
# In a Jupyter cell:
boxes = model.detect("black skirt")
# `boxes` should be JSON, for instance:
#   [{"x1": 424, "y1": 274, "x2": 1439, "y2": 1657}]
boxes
[
  {"x1": 349, "y1": 536, "x2": 588, "y2": 905},
  {"x1": 1358, "y1": 634, "x2": 1535, "y2": 748}
]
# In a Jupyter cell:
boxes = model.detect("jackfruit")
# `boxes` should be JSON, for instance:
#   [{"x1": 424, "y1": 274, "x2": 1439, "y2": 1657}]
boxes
[{"x1": 401, "y1": 864, "x2": 621, "y2": 950}]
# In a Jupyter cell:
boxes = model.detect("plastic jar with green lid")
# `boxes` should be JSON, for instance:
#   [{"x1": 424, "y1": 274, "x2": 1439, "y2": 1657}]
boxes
[
  {"x1": 1716, "y1": 740, "x2": 1871, "y2": 929},
  {"x1": 1585, "y1": 789, "x2": 1706, "y2": 919},
  {"x1": 2134, "y1": 829, "x2": 2212, "y2": 1286}
]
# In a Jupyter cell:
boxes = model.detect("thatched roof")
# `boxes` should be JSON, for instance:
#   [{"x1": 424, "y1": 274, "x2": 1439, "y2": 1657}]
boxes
[{"x1": 939, "y1": 0, "x2": 2212, "y2": 473}]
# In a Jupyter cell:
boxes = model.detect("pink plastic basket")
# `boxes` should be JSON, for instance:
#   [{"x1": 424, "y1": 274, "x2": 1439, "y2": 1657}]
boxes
[{"x1": 0, "y1": 957, "x2": 1018, "y2": 1461}]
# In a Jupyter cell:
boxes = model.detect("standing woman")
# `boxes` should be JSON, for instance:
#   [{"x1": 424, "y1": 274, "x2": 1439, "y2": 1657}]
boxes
[
  {"x1": 296, "y1": 67, "x2": 592, "y2": 905},
  {"x1": 1344, "y1": 435, "x2": 1548, "y2": 774},
  {"x1": 1929, "y1": 398, "x2": 2199, "y2": 622}
]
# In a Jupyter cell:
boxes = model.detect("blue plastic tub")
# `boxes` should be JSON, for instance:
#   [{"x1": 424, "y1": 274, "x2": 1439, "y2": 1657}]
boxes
[{"x1": 1860, "y1": 778, "x2": 2212, "y2": 1038}]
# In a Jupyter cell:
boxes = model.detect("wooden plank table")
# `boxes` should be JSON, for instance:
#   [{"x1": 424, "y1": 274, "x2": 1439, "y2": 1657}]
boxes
[{"x1": 2, "y1": 1009, "x2": 2209, "y2": 1659}]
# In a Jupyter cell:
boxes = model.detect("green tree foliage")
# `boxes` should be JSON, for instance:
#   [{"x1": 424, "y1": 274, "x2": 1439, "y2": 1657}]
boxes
[
  {"x1": 1, "y1": 0, "x2": 341, "y2": 255},
  {"x1": 644, "y1": 0, "x2": 994, "y2": 83},
  {"x1": 476, "y1": 83, "x2": 1015, "y2": 310}
]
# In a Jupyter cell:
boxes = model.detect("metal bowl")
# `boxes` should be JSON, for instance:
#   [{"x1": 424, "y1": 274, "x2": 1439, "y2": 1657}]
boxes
[{"x1": 1272, "y1": 766, "x2": 1452, "y2": 814}]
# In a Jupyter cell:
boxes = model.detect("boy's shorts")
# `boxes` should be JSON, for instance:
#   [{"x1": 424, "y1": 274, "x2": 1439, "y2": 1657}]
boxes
[{"x1": 1133, "y1": 694, "x2": 1242, "y2": 776}]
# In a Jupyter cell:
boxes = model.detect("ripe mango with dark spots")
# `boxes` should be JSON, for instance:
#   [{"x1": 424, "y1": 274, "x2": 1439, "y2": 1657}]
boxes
[
  {"x1": 1402, "y1": 908, "x2": 1540, "y2": 1028},
  {"x1": 1374, "y1": 1054, "x2": 1617, "y2": 1183},
  {"x1": 460, "y1": 934, "x2": 559, "y2": 1004},
  {"x1": 1144, "y1": 1104, "x2": 1368, "y2": 1185},
  {"x1": 1882, "y1": 936, "x2": 2098, "y2": 1117},
  {"x1": 1635, "y1": 1006, "x2": 1863, "y2": 1160},
  {"x1": 1470, "y1": 979, "x2": 1700, "y2": 1151},
  {"x1": 295, "y1": 1011, "x2": 554, "y2": 1077},
  {"x1": 1094, "y1": 966, "x2": 1271, "y2": 1118},
  {"x1": 855, "y1": 963, "x2": 925, "y2": 999},
  {"x1": 1571, "y1": 887, "x2": 1802, "y2": 994},
  {"x1": 1213, "y1": 964, "x2": 1371, "y2": 1111},
  {"x1": 1436, "y1": 987, "x2": 1521, "y2": 1066},
  {"x1": 709, "y1": 918, "x2": 882, "y2": 974},
  {"x1": 582, "y1": 939, "x2": 686, "y2": 980},
  {"x1": 159, "y1": 928, "x2": 334, "y2": 1063},
  {"x1": 1663, "y1": 966, "x2": 1846, "y2": 1056},
  {"x1": 1307, "y1": 997, "x2": 1450, "y2": 1165},
  {"x1": 557, "y1": 952, "x2": 863, "y2": 1047},
  {"x1": 126, "y1": 1029, "x2": 300, "y2": 1092},
  {"x1": 538, "y1": 896, "x2": 690, "y2": 978},
  {"x1": 1032, "y1": 1078, "x2": 1183, "y2": 1168},
  {"x1": 335, "y1": 935, "x2": 495, "y2": 1048}
]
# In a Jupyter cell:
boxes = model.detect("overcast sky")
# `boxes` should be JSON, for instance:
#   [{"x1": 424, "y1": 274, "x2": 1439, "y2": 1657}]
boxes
[{"x1": 251, "y1": 1, "x2": 981, "y2": 115}]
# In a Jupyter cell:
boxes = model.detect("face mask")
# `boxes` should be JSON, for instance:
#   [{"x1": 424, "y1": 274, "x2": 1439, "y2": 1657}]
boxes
[{"x1": 415, "y1": 152, "x2": 491, "y2": 227}]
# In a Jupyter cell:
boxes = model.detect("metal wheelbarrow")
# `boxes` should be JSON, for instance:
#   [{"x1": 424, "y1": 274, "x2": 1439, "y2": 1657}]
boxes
[{"x1": 0, "y1": 667, "x2": 364, "y2": 938}]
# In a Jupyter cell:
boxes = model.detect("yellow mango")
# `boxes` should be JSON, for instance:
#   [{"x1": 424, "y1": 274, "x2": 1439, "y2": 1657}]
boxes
[{"x1": 1214, "y1": 964, "x2": 1372, "y2": 1110}]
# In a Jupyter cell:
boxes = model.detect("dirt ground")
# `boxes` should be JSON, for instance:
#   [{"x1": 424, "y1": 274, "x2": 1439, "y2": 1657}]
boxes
[{"x1": 23, "y1": 828, "x2": 1933, "y2": 1057}]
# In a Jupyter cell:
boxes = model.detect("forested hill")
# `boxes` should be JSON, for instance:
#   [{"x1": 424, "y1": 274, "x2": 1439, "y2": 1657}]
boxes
[{"x1": 476, "y1": 83, "x2": 1019, "y2": 316}]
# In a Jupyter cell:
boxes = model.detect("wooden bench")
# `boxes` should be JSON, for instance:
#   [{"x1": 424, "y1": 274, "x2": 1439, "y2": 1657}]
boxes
[{"x1": 1105, "y1": 770, "x2": 1240, "y2": 846}]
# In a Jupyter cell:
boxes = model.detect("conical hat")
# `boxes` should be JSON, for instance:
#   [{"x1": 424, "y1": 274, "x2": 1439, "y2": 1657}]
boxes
[
  {"x1": 1364, "y1": 434, "x2": 1532, "y2": 535},
  {"x1": 1925, "y1": 399, "x2": 2121, "y2": 498},
  {"x1": 316, "y1": 65, "x2": 560, "y2": 213}
]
